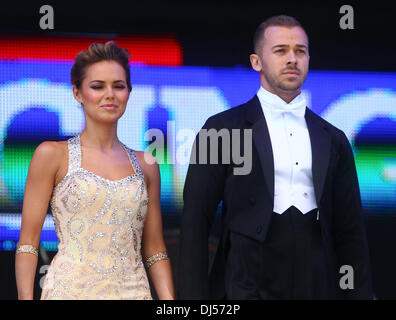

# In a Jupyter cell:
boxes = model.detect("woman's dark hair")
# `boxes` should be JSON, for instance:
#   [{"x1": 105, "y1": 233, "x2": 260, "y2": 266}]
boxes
[{"x1": 71, "y1": 41, "x2": 132, "y2": 91}]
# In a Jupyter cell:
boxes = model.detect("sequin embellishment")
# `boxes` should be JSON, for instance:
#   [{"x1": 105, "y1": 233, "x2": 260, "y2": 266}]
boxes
[{"x1": 41, "y1": 135, "x2": 152, "y2": 300}]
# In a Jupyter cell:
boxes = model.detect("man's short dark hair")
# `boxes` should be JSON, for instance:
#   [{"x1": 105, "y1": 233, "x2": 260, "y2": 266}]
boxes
[{"x1": 253, "y1": 15, "x2": 308, "y2": 54}]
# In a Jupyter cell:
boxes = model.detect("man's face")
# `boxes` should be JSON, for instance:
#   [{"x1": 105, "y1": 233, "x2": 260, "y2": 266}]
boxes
[{"x1": 251, "y1": 26, "x2": 310, "y2": 96}]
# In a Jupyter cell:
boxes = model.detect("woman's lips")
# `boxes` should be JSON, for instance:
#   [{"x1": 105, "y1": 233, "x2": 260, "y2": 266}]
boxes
[{"x1": 101, "y1": 104, "x2": 117, "y2": 110}]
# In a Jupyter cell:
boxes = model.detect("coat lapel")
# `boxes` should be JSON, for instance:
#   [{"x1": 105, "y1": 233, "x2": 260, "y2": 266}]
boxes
[
  {"x1": 245, "y1": 96, "x2": 275, "y2": 201},
  {"x1": 305, "y1": 108, "x2": 331, "y2": 204}
]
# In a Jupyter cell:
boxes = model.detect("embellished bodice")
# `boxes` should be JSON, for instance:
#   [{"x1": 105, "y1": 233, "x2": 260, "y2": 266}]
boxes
[{"x1": 41, "y1": 135, "x2": 152, "y2": 300}]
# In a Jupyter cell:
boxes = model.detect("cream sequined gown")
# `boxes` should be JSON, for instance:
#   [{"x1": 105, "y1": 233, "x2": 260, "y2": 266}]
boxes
[{"x1": 41, "y1": 135, "x2": 152, "y2": 300}]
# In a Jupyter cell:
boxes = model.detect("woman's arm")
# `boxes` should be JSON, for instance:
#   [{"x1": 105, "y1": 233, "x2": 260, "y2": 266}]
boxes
[
  {"x1": 15, "y1": 141, "x2": 60, "y2": 300},
  {"x1": 138, "y1": 152, "x2": 175, "y2": 300}
]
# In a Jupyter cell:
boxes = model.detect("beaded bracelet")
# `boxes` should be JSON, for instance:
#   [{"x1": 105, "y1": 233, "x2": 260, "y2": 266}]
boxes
[
  {"x1": 145, "y1": 252, "x2": 169, "y2": 268},
  {"x1": 15, "y1": 244, "x2": 39, "y2": 256}
]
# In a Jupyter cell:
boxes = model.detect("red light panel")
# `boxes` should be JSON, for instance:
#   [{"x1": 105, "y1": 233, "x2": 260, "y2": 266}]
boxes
[{"x1": 0, "y1": 35, "x2": 183, "y2": 66}]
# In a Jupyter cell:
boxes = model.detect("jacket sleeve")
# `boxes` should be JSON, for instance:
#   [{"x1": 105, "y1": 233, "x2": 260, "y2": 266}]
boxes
[
  {"x1": 332, "y1": 131, "x2": 374, "y2": 299},
  {"x1": 178, "y1": 116, "x2": 228, "y2": 299}
]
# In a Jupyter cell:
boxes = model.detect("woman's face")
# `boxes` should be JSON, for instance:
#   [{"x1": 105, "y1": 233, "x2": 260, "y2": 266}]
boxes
[{"x1": 73, "y1": 60, "x2": 130, "y2": 124}]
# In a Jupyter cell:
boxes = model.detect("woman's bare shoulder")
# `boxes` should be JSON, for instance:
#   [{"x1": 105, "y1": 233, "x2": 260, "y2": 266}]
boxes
[
  {"x1": 31, "y1": 140, "x2": 67, "y2": 170},
  {"x1": 35, "y1": 140, "x2": 66, "y2": 156},
  {"x1": 133, "y1": 150, "x2": 158, "y2": 165},
  {"x1": 133, "y1": 150, "x2": 159, "y2": 181}
]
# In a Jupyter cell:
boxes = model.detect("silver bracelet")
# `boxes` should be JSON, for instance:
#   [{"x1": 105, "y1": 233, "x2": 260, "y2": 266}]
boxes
[
  {"x1": 145, "y1": 252, "x2": 169, "y2": 268},
  {"x1": 15, "y1": 244, "x2": 39, "y2": 256}
]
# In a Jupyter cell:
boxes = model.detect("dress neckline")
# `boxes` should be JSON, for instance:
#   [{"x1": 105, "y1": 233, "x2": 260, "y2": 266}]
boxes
[{"x1": 77, "y1": 134, "x2": 139, "y2": 183}]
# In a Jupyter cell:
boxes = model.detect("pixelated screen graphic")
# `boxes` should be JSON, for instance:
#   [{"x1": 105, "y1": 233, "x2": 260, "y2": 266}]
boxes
[{"x1": 1, "y1": 38, "x2": 396, "y2": 251}]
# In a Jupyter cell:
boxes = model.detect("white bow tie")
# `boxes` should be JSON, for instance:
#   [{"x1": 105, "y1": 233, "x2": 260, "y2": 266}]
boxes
[
  {"x1": 258, "y1": 87, "x2": 307, "y2": 119},
  {"x1": 269, "y1": 100, "x2": 306, "y2": 118}
]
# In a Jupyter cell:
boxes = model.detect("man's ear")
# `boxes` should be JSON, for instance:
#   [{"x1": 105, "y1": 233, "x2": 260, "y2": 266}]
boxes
[
  {"x1": 72, "y1": 85, "x2": 83, "y2": 104},
  {"x1": 250, "y1": 54, "x2": 262, "y2": 72}
]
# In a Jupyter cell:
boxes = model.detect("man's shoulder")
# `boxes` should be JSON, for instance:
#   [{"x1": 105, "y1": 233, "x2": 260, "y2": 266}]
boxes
[
  {"x1": 204, "y1": 96, "x2": 257, "y2": 128},
  {"x1": 307, "y1": 108, "x2": 344, "y2": 134},
  {"x1": 306, "y1": 108, "x2": 349, "y2": 144}
]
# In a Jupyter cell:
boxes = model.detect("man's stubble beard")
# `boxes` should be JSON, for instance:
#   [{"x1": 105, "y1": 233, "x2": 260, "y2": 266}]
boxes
[
  {"x1": 261, "y1": 57, "x2": 307, "y2": 94},
  {"x1": 265, "y1": 69, "x2": 308, "y2": 94},
  {"x1": 278, "y1": 78, "x2": 303, "y2": 91}
]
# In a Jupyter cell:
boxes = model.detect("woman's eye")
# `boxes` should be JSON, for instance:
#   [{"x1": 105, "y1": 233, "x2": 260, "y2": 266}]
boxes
[{"x1": 90, "y1": 85, "x2": 126, "y2": 89}]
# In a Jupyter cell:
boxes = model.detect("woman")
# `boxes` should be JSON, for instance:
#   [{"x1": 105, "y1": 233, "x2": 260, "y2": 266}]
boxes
[{"x1": 15, "y1": 41, "x2": 175, "y2": 300}]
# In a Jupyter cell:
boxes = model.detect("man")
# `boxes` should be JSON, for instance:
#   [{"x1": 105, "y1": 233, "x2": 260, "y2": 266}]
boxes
[{"x1": 178, "y1": 15, "x2": 373, "y2": 299}]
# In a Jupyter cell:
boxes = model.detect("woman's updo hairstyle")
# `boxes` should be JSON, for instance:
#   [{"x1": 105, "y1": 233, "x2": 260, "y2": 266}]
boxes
[{"x1": 71, "y1": 41, "x2": 132, "y2": 92}]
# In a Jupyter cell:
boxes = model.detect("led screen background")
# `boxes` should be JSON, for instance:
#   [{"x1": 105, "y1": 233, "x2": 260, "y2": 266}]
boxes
[{"x1": 1, "y1": 39, "x2": 396, "y2": 251}]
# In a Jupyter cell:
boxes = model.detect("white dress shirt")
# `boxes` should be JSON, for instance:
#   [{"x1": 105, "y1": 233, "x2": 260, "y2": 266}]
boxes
[{"x1": 256, "y1": 86, "x2": 318, "y2": 214}]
